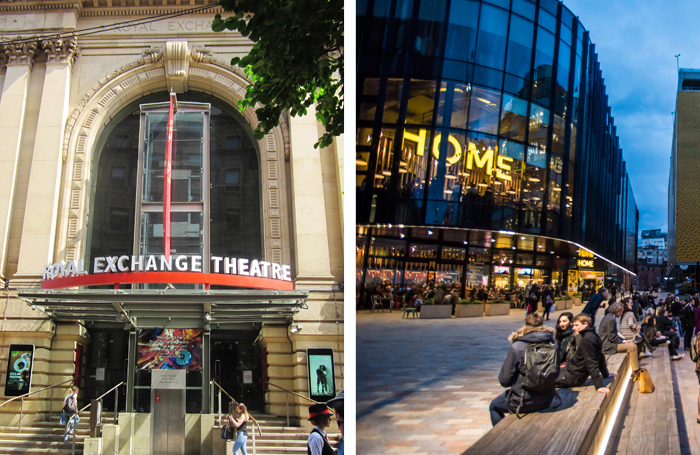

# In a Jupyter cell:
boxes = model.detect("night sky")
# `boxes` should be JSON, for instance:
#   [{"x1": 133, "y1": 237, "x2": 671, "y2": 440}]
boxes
[{"x1": 564, "y1": 0, "x2": 699, "y2": 238}]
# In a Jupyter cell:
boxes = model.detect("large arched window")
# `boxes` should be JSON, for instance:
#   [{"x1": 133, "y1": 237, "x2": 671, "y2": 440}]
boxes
[{"x1": 86, "y1": 92, "x2": 262, "y2": 286}]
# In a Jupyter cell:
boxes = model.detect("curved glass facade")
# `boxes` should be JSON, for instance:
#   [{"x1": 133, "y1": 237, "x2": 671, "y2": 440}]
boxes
[{"x1": 356, "y1": 0, "x2": 637, "y2": 293}]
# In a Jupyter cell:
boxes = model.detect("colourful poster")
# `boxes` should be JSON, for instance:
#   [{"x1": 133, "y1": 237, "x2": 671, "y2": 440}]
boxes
[{"x1": 137, "y1": 329, "x2": 202, "y2": 370}]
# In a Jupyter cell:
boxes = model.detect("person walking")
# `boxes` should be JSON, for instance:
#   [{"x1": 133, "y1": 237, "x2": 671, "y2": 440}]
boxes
[
  {"x1": 62, "y1": 386, "x2": 80, "y2": 442},
  {"x1": 683, "y1": 298, "x2": 697, "y2": 351},
  {"x1": 582, "y1": 287, "x2": 609, "y2": 328},
  {"x1": 227, "y1": 403, "x2": 250, "y2": 455},
  {"x1": 541, "y1": 285, "x2": 554, "y2": 321},
  {"x1": 307, "y1": 403, "x2": 335, "y2": 455},
  {"x1": 488, "y1": 313, "x2": 558, "y2": 426}
]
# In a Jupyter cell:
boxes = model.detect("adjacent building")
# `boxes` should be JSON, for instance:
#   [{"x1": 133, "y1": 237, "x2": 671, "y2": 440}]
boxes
[
  {"x1": 0, "y1": 0, "x2": 344, "y2": 451},
  {"x1": 669, "y1": 69, "x2": 700, "y2": 286},
  {"x1": 356, "y1": 0, "x2": 638, "y2": 300}
]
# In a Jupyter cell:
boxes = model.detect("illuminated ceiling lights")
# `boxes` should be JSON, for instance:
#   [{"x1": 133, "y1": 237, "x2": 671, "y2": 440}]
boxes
[
  {"x1": 507, "y1": 189, "x2": 516, "y2": 194},
  {"x1": 382, "y1": 169, "x2": 391, "y2": 176},
  {"x1": 478, "y1": 182, "x2": 488, "y2": 187},
  {"x1": 529, "y1": 177, "x2": 540, "y2": 182},
  {"x1": 356, "y1": 154, "x2": 368, "y2": 166}
]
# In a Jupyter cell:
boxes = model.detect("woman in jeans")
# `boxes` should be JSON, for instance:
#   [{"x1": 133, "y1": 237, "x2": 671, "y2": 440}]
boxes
[{"x1": 227, "y1": 403, "x2": 249, "y2": 455}]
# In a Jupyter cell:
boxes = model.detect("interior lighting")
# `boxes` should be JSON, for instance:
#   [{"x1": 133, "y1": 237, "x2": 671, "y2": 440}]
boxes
[
  {"x1": 494, "y1": 181, "x2": 502, "y2": 186},
  {"x1": 427, "y1": 230, "x2": 433, "y2": 235},
  {"x1": 463, "y1": 240, "x2": 468, "y2": 245},
  {"x1": 552, "y1": 187, "x2": 561, "y2": 192},
  {"x1": 445, "y1": 174, "x2": 457, "y2": 180},
  {"x1": 529, "y1": 177, "x2": 540, "y2": 182},
  {"x1": 400, "y1": 160, "x2": 408, "y2": 167},
  {"x1": 375, "y1": 173, "x2": 385, "y2": 178},
  {"x1": 478, "y1": 182, "x2": 488, "y2": 187},
  {"x1": 444, "y1": 189, "x2": 453, "y2": 194},
  {"x1": 356, "y1": 155, "x2": 368, "y2": 166},
  {"x1": 400, "y1": 233, "x2": 405, "y2": 238},
  {"x1": 382, "y1": 169, "x2": 392, "y2": 176},
  {"x1": 399, "y1": 168, "x2": 408, "y2": 173}
]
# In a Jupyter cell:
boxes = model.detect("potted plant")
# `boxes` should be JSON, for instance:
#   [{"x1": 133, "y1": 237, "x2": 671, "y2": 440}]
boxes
[
  {"x1": 573, "y1": 292, "x2": 583, "y2": 307},
  {"x1": 485, "y1": 299, "x2": 511, "y2": 316},
  {"x1": 455, "y1": 300, "x2": 483, "y2": 318},
  {"x1": 420, "y1": 298, "x2": 453, "y2": 319},
  {"x1": 561, "y1": 293, "x2": 573, "y2": 309},
  {"x1": 553, "y1": 297, "x2": 566, "y2": 311}
]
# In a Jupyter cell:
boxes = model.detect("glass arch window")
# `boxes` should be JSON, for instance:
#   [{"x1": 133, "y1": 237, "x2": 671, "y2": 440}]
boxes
[
  {"x1": 475, "y1": 3, "x2": 508, "y2": 71},
  {"x1": 87, "y1": 92, "x2": 262, "y2": 286}
]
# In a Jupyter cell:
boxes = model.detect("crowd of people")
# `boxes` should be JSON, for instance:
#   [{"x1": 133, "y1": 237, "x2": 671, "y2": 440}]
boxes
[{"x1": 489, "y1": 286, "x2": 694, "y2": 426}]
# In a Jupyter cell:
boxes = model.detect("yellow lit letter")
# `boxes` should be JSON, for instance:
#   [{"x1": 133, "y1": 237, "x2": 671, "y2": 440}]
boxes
[
  {"x1": 431, "y1": 134, "x2": 463, "y2": 165},
  {"x1": 496, "y1": 156, "x2": 513, "y2": 181},
  {"x1": 468, "y1": 148, "x2": 494, "y2": 175},
  {"x1": 403, "y1": 129, "x2": 427, "y2": 155}
]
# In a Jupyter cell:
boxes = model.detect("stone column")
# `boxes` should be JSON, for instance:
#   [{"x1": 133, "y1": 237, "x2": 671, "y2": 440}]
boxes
[
  {"x1": 0, "y1": 38, "x2": 38, "y2": 285},
  {"x1": 289, "y1": 105, "x2": 336, "y2": 290},
  {"x1": 14, "y1": 37, "x2": 78, "y2": 286}
]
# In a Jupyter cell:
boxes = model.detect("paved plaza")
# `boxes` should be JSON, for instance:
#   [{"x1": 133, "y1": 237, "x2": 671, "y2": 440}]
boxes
[{"x1": 357, "y1": 300, "x2": 700, "y2": 454}]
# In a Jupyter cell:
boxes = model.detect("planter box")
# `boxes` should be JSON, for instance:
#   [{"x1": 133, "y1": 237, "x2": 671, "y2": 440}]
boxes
[
  {"x1": 565, "y1": 299, "x2": 573, "y2": 309},
  {"x1": 485, "y1": 303, "x2": 510, "y2": 316},
  {"x1": 455, "y1": 304, "x2": 483, "y2": 318},
  {"x1": 554, "y1": 300, "x2": 566, "y2": 311},
  {"x1": 420, "y1": 305, "x2": 453, "y2": 319},
  {"x1": 573, "y1": 296, "x2": 582, "y2": 307}
]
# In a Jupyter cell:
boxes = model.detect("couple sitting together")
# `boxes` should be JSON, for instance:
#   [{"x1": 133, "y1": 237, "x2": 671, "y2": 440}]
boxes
[{"x1": 489, "y1": 298, "x2": 673, "y2": 426}]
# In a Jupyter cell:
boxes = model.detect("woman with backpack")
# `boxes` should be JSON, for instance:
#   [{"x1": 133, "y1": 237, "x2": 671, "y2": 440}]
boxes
[
  {"x1": 488, "y1": 313, "x2": 558, "y2": 426},
  {"x1": 62, "y1": 386, "x2": 79, "y2": 442}
]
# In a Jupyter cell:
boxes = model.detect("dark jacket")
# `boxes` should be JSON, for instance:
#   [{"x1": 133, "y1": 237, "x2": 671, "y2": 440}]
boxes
[
  {"x1": 681, "y1": 304, "x2": 695, "y2": 329},
  {"x1": 557, "y1": 328, "x2": 575, "y2": 364},
  {"x1": 560, "y1": 326, "x2": 609, "y2": 389},
  {"x1": 672, "y1": 300, "x2": 683, "y2": 317},
  {"x1": 498, "y1": 325, "x2": 557, "y2": 411},
  {"x1": 582, "y1": 292, "x2": 605, "y2": 317},
  {"x1": 632, "y1": 301, "x2": 641, "y2": 320},
  {"x1": 656, "y1": 314, "x2": 674, "y2": 332},
  {"x1": 599, "y1": 312, "x2": 623, "y2": 355},
  {"x1": 542, "y1": 287, "x2": 554, "y2": 307}
]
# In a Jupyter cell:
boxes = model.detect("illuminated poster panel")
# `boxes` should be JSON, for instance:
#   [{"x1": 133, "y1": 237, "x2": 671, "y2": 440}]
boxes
[
  {"x1": 307, "y1": 348, "x2": 335, "y2": 402},
  {"x1": 4, "y1": 344, "x2": 35, "y2": 397},
  {"x1": 137, "y1": 329, "x2": 202, "y2": 370}
]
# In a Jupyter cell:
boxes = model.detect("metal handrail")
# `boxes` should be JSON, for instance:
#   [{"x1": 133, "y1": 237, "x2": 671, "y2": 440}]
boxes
[
  {"x1": 67, "y1": 381, "x2": 123, "y2": 455},
  {"x1": 265, "y1": 381, "x2": 320, "y2": 404},
  {"x1": 210, "y1": 380, "x2": 263, "y2": 438},
  {"x1": 0, "y1": 374, "x2": 89, "y2": 434}
]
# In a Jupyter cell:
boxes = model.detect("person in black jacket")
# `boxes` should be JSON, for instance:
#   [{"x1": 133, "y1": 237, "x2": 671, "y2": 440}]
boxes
[
  {"x1": 488, "y1": 313, "x2": 557, "y2": 426},
  {"x1": 599, "y1": 302, "x2": 640, "y2": 373},
  {"x1": 656, "y1": 308, "x2": 685, "y2": 360},
  {"x1": 555, "y1": 312, "x2": 575, "y2": 365},
  {"x1": 682, "y1": 299, "x2": 696, "y2": 351},
  {"x1": 581, "y1": 288, "x2": 609, "y2": 328},
  {"x1": 555, "y1": 313, "x2": 613, "y2": 395}
]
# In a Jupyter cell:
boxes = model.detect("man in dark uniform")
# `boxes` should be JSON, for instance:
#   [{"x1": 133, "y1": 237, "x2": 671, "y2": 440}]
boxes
[{"x1": 307, "y1": 403, "x2": 335, "y2": 455}]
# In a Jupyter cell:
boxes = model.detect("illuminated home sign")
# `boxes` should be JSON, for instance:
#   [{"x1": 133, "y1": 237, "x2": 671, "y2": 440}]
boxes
[
  {"x1": 577, "y1": 259, "x2": 595, "y2": 268},
  {"x1": 403, "y1": 131, "x2": 513, "y2": 180},
  {"x1": 41, "y1": 255, "x2": 294, "y2": 291}
]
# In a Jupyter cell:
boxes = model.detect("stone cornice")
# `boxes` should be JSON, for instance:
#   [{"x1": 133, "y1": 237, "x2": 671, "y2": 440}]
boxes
[
  {"x1": 79, "y1": 5, "x2": 222, "y2": 17},
  {"x1": 42, "y1": 36, "x2": 79, "y2": 67},
  {"x1": 0, "y1": 0, "x2": 81, "y2": 14}
]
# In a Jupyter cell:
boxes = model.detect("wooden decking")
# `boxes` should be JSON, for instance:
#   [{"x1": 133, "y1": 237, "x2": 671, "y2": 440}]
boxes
[
  {"x1": 606, "y1": 345, "x2": 681, "y2": 455},
  {"x1": 463, "y1": 353, "x2": 630, "y2": 455}
]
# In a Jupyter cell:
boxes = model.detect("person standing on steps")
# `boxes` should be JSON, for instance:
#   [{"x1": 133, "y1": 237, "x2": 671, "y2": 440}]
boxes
[
  {"x1": 62, "y1": 386, "x2": 79, "y2": 442},
  {"x1": 227, "y1": 403, "x2": 250, "y2": 455},
  {"x1": 307, "y1": 403, "x2": 335, "y2": 455}
]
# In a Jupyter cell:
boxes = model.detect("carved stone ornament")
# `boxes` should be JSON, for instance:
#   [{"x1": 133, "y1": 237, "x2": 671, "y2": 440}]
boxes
[
  {"x1": 2, "y1": 36, "x2": 38, "y2": 68},
  {"x1": 280, "y1": 113, "x2": 291, "y2": 161},
  {"x1": 41, "y1": 36, "x2": 79, "y2": 67},
  {"x1": 143, "y1": 47, "x2": 163, "y2": 64},
  {"x1": 164, "y1": 41, "x2": 189, "y2": 93}
]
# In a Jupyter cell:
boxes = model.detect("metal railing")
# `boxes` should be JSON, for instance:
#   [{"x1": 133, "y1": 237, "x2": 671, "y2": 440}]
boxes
[
  {"x1": 210, "y1": 380, "x2": 263, "y2": 455},
  {"x1": 265, "y1": 380, "x2": 320, "y2": 428},
  {"x1": 67, "y1": 381, "x2": 123, "y2": 455},
  {"x1": 0, "y1": 375, "x2": 88, "y2": 434}
]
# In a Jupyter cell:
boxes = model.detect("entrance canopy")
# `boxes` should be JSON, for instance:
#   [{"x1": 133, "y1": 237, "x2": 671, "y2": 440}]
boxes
[{"x1": 17, "y1": 289, "x2": 307, "y2": 328}]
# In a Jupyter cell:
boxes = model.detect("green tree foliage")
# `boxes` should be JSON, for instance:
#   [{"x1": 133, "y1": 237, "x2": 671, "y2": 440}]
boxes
[{"x1": 212, "y1": 0, "x2": 343, "y2": 149}]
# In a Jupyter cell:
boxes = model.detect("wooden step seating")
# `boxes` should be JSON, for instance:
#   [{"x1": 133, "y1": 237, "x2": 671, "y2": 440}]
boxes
[
  {"x1": 463, "y1": 352, "x2": 630, "y2": 455},
  {"x1": 606, "y1": 344, "x2": 680, "y2": 455}
]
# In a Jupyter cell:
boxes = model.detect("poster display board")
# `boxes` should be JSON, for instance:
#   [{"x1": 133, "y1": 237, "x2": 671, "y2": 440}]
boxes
[
  {"x1": 4, "y1": 344, "x2": 34, "y2": 397},
  {"x1": 307, "y1": 348, "x2": 335, "y2": 402},
  {"x1": 137, "y1": 329, "x2": 202, "y2": 370}
]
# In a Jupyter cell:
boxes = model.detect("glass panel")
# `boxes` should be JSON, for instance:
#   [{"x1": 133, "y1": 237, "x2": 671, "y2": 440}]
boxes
[
  {"x1": 406, "y1": 80, "x2": 437, "y2": 125},
  {"x1": 470, "y1": 246, "x2": 491, "y2": 262},
  {"x1": 566, "y1": 161, "x2": 574, "y2": 218},
  {"x1": 518, "y1": 235, "x2": 534, "y2": 250},
  {"x1": 369, "y1": 238, "x2": 406, "y2": 257},
  {"x1": 518, "y1": 253, "x2": 534, "y2": 265},
  {"x1": 405, "y1": 262, "x2": 428, "y2": 287},
  {"x1": 522, "y1": 163, "x2": 545, "y2": 211},
  {"x1": 560, "y1": 25, "x2": 572, "y2": 45},
  {"x1": 383, "y1": 79, "x2": 403, "y2": 123},
  {"x1": 141, "y1": 211, "x2": 203, "y2": 257},
  {"x1": 210, "y1": 105, "x2": 262, "y2": 260},
  {"x1": 415, "y1": 0, "x2": 447, "y2": 56},
  {"x1": 372, "y1": 0, "x2": 391, "y2": 16},
  {"x1": 468, "y1": 86, "x2": 501, "y2": 134},
  {"x1": 396, "y1": 0, "x2": 413, "y2": 18},
  {"x1": 443, "y1": 59, "x2": 471, "y2": 81},
  {"x1": 475, "y1": 3, "x2": 508, "y2": 70},
  {"x1": 504, "y1": 73, "x2": 530, "y2": 98},
  {"x1": 443, "y1": 230, "x2": 469, "y2": 243},
  {"x1": 538, "y1": 9, "x2": 557, "y2": 33},
  {"x1": 363, "y1": 78, "x2": 380, "y2": 96},
  {"x1": 552, "y1": 114, "x2": 565, "y2": 156},
  {"x1": 499, "y1": 94, "x2": 528, "y2": 141},
  {"x1": 436, "y1": 263, "x2": 463, "y2": 289},
  {"x1": 372, "y1": 128, "x2": 396, "y2": 187},
  {"x1": 442, "y1": 246, "x2": 466, "y2": 260},
  {"x1": 548, "y1": 154, "x2": 563, "y2": 214},
  {"x1": 556, "y1": 42, "x2": 571, "y2": 115},
  {"x1": 445, "y1": 0, "x2": 479, "y2": 62},
  {"x1": 495, "y1": 235, "x2": 513, "y2": 248},
  {"x1": 437, "y1": 82, "x2": 471, "y2": 129},
  {"x1": 143, "y1": 111, "x2": 204, "y2": 203},
  {"x1": 473, "y1": 65, "x2": 503, "y2": 90},
  {"x1": 512, "y1": 0, "x2": 535, "y2": 19},
  {"x1": 399, "y1": 127, "x2": 431, "y2": 201},
  {"x1": 483, "y1": 0, "x2": 509, "y2": 8},
  {"x1": 359, "y1": 102, "x2": 378, "y2": 121},
  {"x1": 410, "y1": 243, "x2": 438, "y2": 259},
  {"x1": 534, "y1": 27, "x2": 556, "y2": 70},
  {"x1": 505, "y1": 15, "x2": 534, "y2": 79},
  {"x1": 365, "y1": 257, "x2": 401, "y2": 290},
  {"x1": 529, "y1": 104, "x2": 550, "y2": 154},
  {"x1": 494, "y1": 249, "x2": 514, "y2": 264}
]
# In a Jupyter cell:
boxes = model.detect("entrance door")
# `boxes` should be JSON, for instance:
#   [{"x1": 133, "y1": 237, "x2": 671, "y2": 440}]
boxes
[
  {"x1": 151, "y1": 370, "x2": 186, "y2": 455},
  {"x1": 211, "y1": 330, "x2": 264, "y2": 413}
]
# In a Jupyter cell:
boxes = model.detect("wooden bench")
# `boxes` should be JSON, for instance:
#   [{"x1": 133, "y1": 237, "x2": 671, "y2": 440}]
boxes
[
  {"x1": 606, "y1": 344, "x2": 680, "y2": 455},
  {"x1": 463, "y1": 353, "x2": 630, "y2": 455}
]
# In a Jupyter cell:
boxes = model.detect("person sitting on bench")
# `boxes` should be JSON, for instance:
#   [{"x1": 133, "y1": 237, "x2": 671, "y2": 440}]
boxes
[
  {"x1": 600, "y1": 301, "x2": 640, "y2": 374},
  {"x1": 488, "y1": 313, "x2": 557, "y2": 426},
  {"x1": 555, "y1": 313, "x2": 614, "y2": 395},
  {"x1": 656, "y1": 307, "x2": 685, "y2": 360}
]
